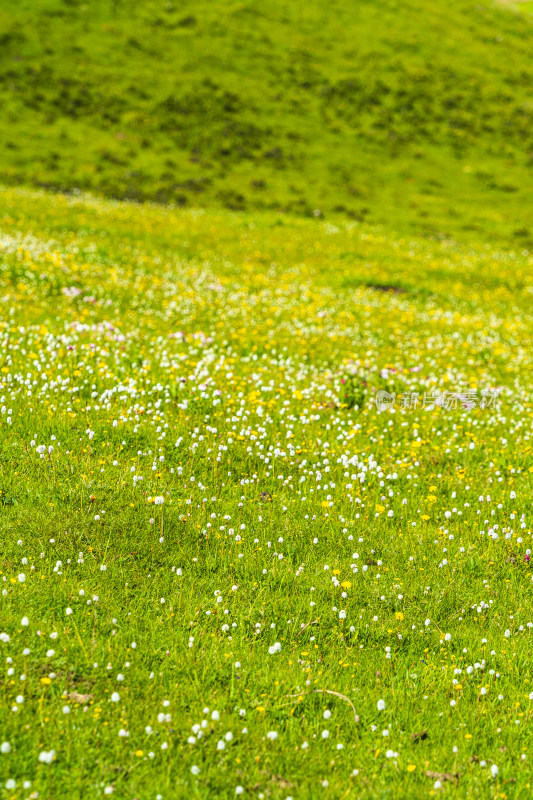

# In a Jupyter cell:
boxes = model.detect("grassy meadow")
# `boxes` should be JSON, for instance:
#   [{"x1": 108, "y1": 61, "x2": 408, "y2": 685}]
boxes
[
  {"x1": 1, "y1": 0, "x2": 533, "y2": 797},
  {"x1": 0, "y1": 186, "x2": 532, "y2": 798}
]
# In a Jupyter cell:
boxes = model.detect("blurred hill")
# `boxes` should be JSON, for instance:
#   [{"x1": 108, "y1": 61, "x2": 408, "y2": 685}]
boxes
[{"x1": 0, "y1": 0, "x2": 532, "y2": 243}]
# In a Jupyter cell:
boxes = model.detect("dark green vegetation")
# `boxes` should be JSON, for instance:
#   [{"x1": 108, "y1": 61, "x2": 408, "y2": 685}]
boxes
[{"x1": 0, "y1": 0, "x2": 532, "y2": 243}]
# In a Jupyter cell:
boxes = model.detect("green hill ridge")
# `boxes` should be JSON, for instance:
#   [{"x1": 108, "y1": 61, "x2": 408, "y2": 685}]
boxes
[{"x1": 1, "y1": 0, "x2": 532, "y2": 243}]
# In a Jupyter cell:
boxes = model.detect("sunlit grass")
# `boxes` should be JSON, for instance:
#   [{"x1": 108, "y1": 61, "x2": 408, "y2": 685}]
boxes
[{"x1": 0, "y1": 186, "x2": 532, "y2": 798}]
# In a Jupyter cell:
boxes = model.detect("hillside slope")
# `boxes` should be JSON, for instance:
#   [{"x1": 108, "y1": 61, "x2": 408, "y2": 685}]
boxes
[
  {"x1": 0, "y1": 0, "x2": 532, "y2": 243},
  {"x1": 1, "y1": 185, "x2": 533, "y2": 796}
]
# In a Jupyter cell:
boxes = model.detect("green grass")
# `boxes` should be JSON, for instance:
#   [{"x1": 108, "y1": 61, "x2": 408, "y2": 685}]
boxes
[
  {"x1": 1, "y1": 0, "x2": 533, "y2": 794},
  {"x1": 0, "y1": 0, "x2": 532, "y2": 244},
  {"x1": 0, "y1": 185, "x2": 533, "y2": 797}
]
